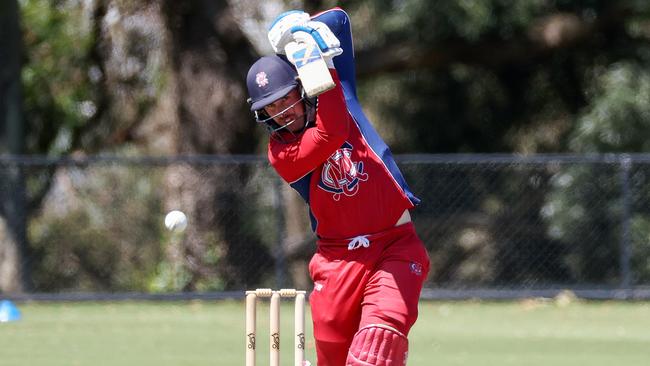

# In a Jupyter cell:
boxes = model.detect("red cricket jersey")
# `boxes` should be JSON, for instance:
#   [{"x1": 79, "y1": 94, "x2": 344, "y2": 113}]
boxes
[{"x1": 268, "y1": 70, "x2": 416, "y2": 239}]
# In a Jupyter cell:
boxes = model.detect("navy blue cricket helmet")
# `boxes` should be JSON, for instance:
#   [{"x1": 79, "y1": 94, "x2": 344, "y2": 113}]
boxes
[
  {"x1": 246, "y1": 55, "x2": 317, "y2": 142},
  {"x1": 246, "y1": 55, "x2": 299, "y2": 111}
]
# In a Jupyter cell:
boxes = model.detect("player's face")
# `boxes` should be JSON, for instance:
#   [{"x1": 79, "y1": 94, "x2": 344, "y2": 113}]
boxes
[{"x1": 263, "y1": 88, "x2": 306, "y2": 133}]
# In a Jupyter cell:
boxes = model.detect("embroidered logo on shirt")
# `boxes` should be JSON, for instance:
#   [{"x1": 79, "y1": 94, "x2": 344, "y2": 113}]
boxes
[
  {"x1": 318, "y1": 142, "x2": 368, "y2": 201},
  {"x1": 410, "y1": 262, "x2": 423, "y2": 276}
]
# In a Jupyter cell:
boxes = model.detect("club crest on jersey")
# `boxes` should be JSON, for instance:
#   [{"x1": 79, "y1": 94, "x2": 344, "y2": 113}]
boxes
[{"x1": 318, "y1": 142, "x2": 368, "y2": 201}]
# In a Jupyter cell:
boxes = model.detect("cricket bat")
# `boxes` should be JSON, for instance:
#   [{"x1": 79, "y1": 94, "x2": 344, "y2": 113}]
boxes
[{"x1": 284, "y1": 40, "x2": 335, "y2": 97}]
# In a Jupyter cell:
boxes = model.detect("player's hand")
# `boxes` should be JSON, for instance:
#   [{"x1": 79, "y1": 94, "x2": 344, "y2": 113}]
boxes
[
  {"x1": 290, "y1": 21, "x2": 343, "y2": 60},
  {"x1": 267, "y1": 10, "x2": 310, "y2": 54},
  {"x1": 289, "y1": 21, "x2": 343, "y2": 67}
]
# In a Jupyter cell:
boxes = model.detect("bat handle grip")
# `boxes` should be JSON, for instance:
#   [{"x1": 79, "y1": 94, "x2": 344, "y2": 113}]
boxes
[{"x1": 284, "y1": 41, "x2": 335, "y2": 98}]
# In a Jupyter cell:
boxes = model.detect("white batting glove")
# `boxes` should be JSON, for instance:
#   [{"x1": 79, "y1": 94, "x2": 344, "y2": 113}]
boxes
[
  {"x1": 289, "y1": 21, "x2": 343, "y2": 67},
  {"x1": 267, "y1": 10, "x2": 310, "y2": 54}
]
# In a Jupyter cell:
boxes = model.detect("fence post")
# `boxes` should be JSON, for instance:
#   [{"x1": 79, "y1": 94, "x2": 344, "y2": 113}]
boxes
[
  {"x1": 619, "y1": 155, "x2": 632, "y2": 294},
  {"x1": 272, "y1": 176, "x2": 286, "y2": 288}
]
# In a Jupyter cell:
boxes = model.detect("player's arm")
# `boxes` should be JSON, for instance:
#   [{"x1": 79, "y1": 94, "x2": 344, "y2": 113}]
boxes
[
  {"x1": 267, "y1": 12, "x2": 349, "y2": 183},
  {"x1": 311, "y1": 8, "x2": 356, "y2": 91},
  {"x1": 269, "y1": 69, "x2": 350, "y2": 183}
]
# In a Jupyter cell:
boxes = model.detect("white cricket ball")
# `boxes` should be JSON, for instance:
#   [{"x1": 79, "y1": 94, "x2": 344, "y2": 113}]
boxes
[{"x1": 164, "y1": 210, "x2": 187, "y2": 232}]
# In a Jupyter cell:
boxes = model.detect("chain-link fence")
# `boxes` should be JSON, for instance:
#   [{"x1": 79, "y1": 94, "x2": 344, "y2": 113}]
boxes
[{"x1": 1, "y1": 154, "x2": 649, "y2": 299}]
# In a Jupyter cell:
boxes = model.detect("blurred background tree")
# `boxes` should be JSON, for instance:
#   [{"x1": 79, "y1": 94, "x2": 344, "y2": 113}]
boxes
[
  {"x1": 0, "y1": 0, "x2": 27, "y2": 292},
  {"x1": 1, "y1": 0, "x2": 649, "y2": 292},
  {"x1": 345, "y1": 0, "x2": 650, "y2": 154}
]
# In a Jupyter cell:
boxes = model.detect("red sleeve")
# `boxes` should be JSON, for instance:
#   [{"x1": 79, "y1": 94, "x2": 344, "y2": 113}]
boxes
[{"x1": 268, "y1": 69, "x2": 350, "y2": 183}]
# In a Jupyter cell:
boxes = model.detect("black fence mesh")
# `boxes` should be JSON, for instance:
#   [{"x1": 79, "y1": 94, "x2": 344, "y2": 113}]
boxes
[{"x1": 1, "y1": 154, "x2": 649, "y2": 297}]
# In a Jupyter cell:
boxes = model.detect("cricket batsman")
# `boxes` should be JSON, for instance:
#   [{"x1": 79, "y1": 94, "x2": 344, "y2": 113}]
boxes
[{"x1": 245, "y1": 7, "x2": 430, "y2": 365}]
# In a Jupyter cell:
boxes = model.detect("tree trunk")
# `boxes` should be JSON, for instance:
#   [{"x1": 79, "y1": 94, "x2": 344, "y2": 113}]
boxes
[
  {"x1": 163, "y1": 0, "x2": 273, "y2": 290},
  {"x1": 0, "y1": 0, "x2": 27, "y2": 293}
]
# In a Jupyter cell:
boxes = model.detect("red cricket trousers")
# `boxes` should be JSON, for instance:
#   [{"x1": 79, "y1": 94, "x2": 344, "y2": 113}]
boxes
[{"x1": 308, "y1": 222, "x2": 430, "y2": 366}]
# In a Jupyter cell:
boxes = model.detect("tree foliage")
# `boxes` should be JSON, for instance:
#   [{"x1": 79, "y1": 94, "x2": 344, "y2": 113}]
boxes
[
  {"x1": 544, "y1": 61, "x2": 650, "y2": 284},
  {"x1": 570, "y1": 62, "x2": 650, "y2": 152},
  {"x1": 342, "y1": 0, "x2": 650, "y2": 154},
  {"x1": 20, "y1": 0, "x2": 98, "y2": 155}
]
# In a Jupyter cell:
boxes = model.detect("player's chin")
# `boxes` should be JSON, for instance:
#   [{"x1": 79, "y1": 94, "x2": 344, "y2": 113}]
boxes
[{"x1": 287, "y1": 119, "x2": 306, "y2": 133}]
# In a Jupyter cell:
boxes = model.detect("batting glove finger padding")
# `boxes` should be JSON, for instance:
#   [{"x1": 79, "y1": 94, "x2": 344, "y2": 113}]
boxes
[
  {"x1": 267, "y1": 10, "x2": 310, "y2": 54},
  {"x1": 346, "y1": 324, "x2": 409, "y2": 366},
  {"x1": 285, "y1": 31, "x2": 337, "y2": 68},
  {"x1": 290, "y1": 21, "x2": 343, "y2": 61}
]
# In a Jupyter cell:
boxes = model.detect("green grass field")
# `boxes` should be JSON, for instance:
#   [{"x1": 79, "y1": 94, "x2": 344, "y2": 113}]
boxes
[{"x1": 1, "y1": 299, "x2": 649, "y2": 365}]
